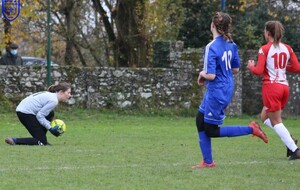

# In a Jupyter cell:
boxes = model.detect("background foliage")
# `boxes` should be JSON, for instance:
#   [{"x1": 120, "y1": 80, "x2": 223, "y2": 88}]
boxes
[{"x1": 1, "y1": 0, "x2": 300, "y2": 67}]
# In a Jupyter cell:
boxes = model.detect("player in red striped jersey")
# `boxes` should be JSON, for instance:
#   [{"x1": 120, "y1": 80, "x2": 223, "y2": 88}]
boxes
[{"x1": 247, "y1": 20, "x2": 300, "y2": 160}]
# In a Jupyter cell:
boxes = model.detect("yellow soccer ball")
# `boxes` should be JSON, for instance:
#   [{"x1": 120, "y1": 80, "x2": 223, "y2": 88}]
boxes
[{"x1": 50, "y1": 119, "x2": 67, "y2": 135}]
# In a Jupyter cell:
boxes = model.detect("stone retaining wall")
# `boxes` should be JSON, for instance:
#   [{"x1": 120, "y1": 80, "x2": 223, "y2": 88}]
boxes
[{"x1": 1, "y1": 43, "x2": 300, "y2": 116}]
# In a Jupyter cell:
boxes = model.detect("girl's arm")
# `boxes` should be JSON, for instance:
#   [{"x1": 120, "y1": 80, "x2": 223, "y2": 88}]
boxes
[{"x1": 286, "y1": 51, "x2": 300, "y2": 73}]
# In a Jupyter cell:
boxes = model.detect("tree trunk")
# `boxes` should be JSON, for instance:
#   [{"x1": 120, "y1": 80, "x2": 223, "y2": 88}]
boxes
[
  {"x1": 64, "y1": 1, "x2": 74, "y2": 65},
  {"x1": 63, "y1": 0, "x2": 80, "y2": 65},
  {"x1": 115, "y1": 0, "x2": 148, "y2": 67},
  {"x1": 3, "y1": 18, "x2": 12, "y2": 50},
  {"x1": 92, "y1": 0, "x2": 149, "y2": 67}
]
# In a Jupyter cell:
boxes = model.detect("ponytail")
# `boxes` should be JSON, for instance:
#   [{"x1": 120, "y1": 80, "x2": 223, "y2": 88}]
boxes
[
  {"x1": 48, "y1": 85, "x2": 56, "y2": 93},
  {"x1": 212, "y1": 12, "x2": 233, "y2": 43},
  {"x1": 265, "y1": 20, "x2": 284, "y2": 47},
  {"x1": 48, "y1": 82, "x2": 71, "y2": 93}
]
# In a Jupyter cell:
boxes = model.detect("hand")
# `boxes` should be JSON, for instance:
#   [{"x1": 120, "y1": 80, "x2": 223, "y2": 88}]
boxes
[
  {"x1": 197, "y1": 71, "x2": 205, "y2": 86},
  {"x1": 247, "y1": 60, "x2": 255, "y2": 69},
  {"x1": 49, "y1": 126, "x2": 61, "y2": 137}
]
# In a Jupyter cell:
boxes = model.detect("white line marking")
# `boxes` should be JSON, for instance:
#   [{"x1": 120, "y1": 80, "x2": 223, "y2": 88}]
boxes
[{"x1": 0, "y1": 160, "x2": 296, "y2": 171}]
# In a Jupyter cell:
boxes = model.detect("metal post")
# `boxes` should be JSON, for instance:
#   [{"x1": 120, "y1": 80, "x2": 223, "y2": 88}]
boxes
[
  {"x1": 47, "y1": 0, "x2": 52, "y2": 86},
  {"x1": 221, "y1": 0, "x2": 226, "y2": 12}
]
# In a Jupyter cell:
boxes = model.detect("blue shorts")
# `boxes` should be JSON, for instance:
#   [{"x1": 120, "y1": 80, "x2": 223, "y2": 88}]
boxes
[{"x1": 198, "y1": 85, "x2": 234, "y2": 125}]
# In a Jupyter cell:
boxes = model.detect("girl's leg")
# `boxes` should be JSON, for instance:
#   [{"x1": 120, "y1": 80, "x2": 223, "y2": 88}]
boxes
[
  {"x1": 195, "y1": 112, "x2": 213, "y2": 165},
  {"x1": 261, "y1": 107, "x2": 273, "y2": 129},
  {"x1": 204, "y1": 122, "x2": 268, "y2": 143},
  {"x1": 268, "y1": 110, "x2": 298, "y2": 152},
  {"x1": 13, "y1": 112, "x2": 49, "y2": 145}
]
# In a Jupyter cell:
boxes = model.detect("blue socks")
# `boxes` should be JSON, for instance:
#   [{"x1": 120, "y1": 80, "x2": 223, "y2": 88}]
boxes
[
  {"x1": 220, "y1": 126, "x2": 252, "y2": 137},
  {"x1": 198, "y1": 132, "x2": 213, "y2": 164},
  {"x1": 198, "y1": 126, "x2": 252, "y2": 164}
]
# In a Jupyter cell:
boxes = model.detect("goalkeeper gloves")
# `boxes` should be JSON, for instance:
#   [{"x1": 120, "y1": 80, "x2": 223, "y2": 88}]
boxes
[{"x1": 49, "y1": 126, "x2": 61, "y2": 137}]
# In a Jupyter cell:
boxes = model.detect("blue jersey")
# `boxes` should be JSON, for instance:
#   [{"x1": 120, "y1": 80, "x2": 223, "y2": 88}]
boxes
[
  {"x1": 199, "y1": 36, "x2": 240, "y2": 125},
  {"x1": 203, "y1": 36, "x2": 240, "y2": 89}
]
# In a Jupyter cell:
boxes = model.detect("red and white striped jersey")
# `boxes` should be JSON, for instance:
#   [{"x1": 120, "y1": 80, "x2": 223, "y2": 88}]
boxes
[{"x1": 249, "y1": 42, "x2": 300, "y2": 85}]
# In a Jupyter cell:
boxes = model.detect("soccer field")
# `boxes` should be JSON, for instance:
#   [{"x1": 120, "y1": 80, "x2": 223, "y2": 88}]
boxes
[{"x1": 0, "y1": 109, "x2": 300, "y2": 190}]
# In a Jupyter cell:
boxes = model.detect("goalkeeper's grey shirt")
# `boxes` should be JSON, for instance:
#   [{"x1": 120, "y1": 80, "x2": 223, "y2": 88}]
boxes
[{"x1": 16, "y1": 91, "x2": 58, "y2": 129}]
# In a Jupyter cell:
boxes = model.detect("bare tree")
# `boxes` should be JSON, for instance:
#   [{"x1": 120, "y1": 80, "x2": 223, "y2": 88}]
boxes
[
  {"x1": 57, "y1": 0, "x2": 83, "y2": 65},
  {"x1": 92, "y1": 0, "x2": 149, "y2": 67}
]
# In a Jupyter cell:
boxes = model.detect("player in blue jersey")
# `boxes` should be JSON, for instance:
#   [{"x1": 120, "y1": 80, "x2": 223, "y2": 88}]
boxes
[
  {"x1": 5, "y1": 82, "x2": 71, "y2": 146},
  {"x1": 192, "y1": 12, "x2": 268, "y2": 168}
]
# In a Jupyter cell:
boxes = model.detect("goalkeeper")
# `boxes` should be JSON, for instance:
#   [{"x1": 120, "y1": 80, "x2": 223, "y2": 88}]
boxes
[{"x1": 5, "y1": 82, "x2": 71, "y2": 146}]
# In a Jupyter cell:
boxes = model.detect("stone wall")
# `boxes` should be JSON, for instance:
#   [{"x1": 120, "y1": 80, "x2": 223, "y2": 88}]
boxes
[
  {"x1": 0, "y1": 65, "x2": 199, "y2": 112},
  {"x1": 240, "y1": 50, "x2": 300, "y2": 116},
  {"x1": 1, "y1": 42, "x2": 300, "y2": 116}
]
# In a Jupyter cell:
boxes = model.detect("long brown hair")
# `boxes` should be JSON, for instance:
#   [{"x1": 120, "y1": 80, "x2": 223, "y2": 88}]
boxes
[
  {"x1": 265, "y1": 20, "x2": 284, "y2": 47},
  {"x1": 212, "y1": 12, "x2": 233, "y2": 43},
  {"x1": 48, "y1": 82, "x2": 71, "y2": 93}
]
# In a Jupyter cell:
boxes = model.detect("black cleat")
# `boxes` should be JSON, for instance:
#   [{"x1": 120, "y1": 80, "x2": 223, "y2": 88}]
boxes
[
  {"x1": 287, "y1": 136, "x2": 298, "y2": 157},
  {"x1": 289, "y1": 148, "x2": 300, "y2": 160}
]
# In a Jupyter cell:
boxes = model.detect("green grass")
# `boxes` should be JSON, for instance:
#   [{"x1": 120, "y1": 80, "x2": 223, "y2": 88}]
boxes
[{"x1": 0, "y1": 109, "x2": 300, "y2": 190}]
